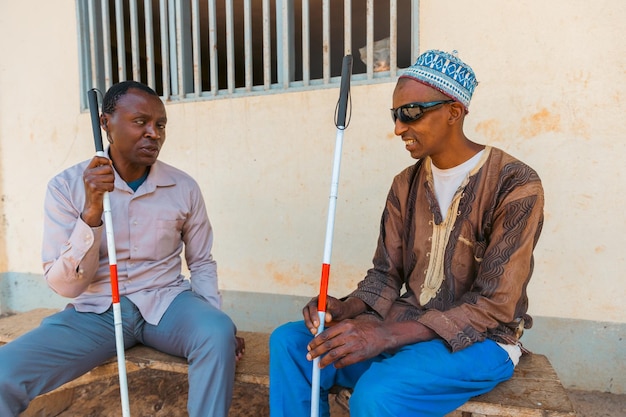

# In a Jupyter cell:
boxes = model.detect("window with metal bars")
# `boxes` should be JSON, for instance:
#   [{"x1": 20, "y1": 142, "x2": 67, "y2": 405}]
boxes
[{"x1": 76, "y1": 0, "x2": 418, "y2": 109}]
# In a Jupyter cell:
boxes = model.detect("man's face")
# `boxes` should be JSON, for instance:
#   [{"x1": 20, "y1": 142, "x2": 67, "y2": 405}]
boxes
[
  {"x1": 104, "y1": 88, "x2": 167, "y2": 170},
  {"x1": 392, "y1": 79, "x2": 452, "y2": 160}
]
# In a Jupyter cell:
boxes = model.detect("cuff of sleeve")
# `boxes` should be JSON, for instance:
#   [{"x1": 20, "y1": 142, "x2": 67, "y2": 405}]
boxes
[
  {"x1": 418, "y1": 310, "x2": 466, "y2": 351},
  {"x1": 345, "y1": 291, "x2": 391, "y2": 319},
  {"x1": 68, "y1": 218, "x2": 101, "y2": 260}
]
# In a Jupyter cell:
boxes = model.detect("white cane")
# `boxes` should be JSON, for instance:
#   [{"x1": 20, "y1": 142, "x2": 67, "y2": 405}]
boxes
[
  {"x1": 87, "y1": 89, "x2": 131, "y2": 417},
  {"x1": 311, "y1": 55, "x2": 353, "y2": 417}
]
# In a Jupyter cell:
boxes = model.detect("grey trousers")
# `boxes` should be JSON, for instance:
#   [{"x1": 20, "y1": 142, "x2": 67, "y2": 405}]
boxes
[{"x1": 0, "y1": 291, "x2": 237, "y2": 417}]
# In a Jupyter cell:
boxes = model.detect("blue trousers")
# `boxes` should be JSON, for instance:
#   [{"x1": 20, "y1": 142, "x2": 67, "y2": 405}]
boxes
[
  {"x1": 269, "y1": 321, "x2": 514, "y2": 417},
  {"x1": 0, "y1": 291, "x2": 237, "y2": 417}
]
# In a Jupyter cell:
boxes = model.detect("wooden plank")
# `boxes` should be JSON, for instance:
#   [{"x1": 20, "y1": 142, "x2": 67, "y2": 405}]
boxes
[
  {"x1": 19, "y1": 386, "x2": 75, "y2": 417},
  {"x1": 1, "y1": 309, "x2": 576, "y2": 416},
  {"x1": 0, "y1": 308, "x2": 58, "y2": 343},
  {"x1": 0, "y1": 310, "x2": 270, "y2": 386},
  {"x1": 121, "y1": 331, "x2": 270, "y2": 385},
  {"x1": 233, "y1": 331, "x2": 270, "y2": 386},
  {"x1": 456, "y1": 354, "x2": 576, "y2": 416}
]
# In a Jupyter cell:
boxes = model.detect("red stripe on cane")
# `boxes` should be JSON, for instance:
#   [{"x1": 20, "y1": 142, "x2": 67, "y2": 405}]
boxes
[
  {"x1": 317, "y1": 263, "x2": 330, "y2": 312},
  {"x1": 109, "y1": 264, "x2": 120, "y2": 303}
]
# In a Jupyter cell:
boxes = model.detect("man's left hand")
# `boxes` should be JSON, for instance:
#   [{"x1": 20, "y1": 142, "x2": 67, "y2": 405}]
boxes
[{"x1": 306, "y1": 315, "x2": 389, "y2": 369}]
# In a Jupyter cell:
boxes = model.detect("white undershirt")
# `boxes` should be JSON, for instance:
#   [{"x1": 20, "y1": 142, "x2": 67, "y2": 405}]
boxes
[
  {"x1": 431, "y1": 150, "x2": 522, "y2": 366},
  {"x1": 431, "y1": 151, "x2": 484, "y2": 219}
]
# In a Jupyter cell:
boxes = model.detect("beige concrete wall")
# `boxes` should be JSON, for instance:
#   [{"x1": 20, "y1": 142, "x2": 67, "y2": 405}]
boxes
[
  {"x1": 1, "y1": 0, "x2": 624, "y2": 334},
  {"x1": 419, "y1": 0, "x2": 626, "y2": 325}
]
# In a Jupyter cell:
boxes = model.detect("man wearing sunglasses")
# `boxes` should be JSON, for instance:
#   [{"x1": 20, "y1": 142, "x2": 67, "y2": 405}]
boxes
[{"x1": 270, "y1": 50, "x2": 544, "y2": 416}]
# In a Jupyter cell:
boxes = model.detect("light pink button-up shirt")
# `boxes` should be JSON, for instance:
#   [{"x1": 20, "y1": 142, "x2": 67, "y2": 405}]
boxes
[{"x1": 42, "y1": 158, "x2": 221, "y2": 325}]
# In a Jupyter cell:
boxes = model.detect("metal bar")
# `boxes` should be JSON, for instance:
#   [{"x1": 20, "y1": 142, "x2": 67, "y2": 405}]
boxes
[
  {"x1": 412, "y1": 0, "x2": 420, "y2": 61},
  {"x1": 366, "y1": 0, "x2": 373, "y2": 79},
  {"x1": 262, "y1": 0, "x2": 271, "y2": 89},
  {"x1": 244, "y1": 0, "x2": 252, "y2": 91},
  {"x1": 115, "y1": 0, "x2": 126, "y2": 81},
  {"x1": 159, "y1": 0, "x2": 170, "y2": 99},
  {"x1": 225, "y1": 0, "x2": 235, "y2": 93},
  {"x1": 168, "y1": 0, "x2": 178, "y2": 96},
  {"x1": 389, "y1": 0, "x2": 397, "y2": 77},
  {"x1": 277, "y1": 0, "x2": 294, "y2": 88},
  {"x1": 208, "y1": 0, "x2": 218, "y2": 95},
  {"x1": 344, "y1": 0, "x2": 351, "y2": 55},
  {"x1": 191, "y1": 0, "x2": 201, "y2": 95},
  {"x1": 87, "y1": 0, "x2": 99, "y2": 88},
  {"x1": 278, "y1": 0, "x2": 288, "y2": 88},
  {"x1": 102, "y1": 0, "x2": 113, "y2": 90},
  {"x1": 301, "y1": 0, "x2": 310, "y2": 86},
  {"x1": 129, "y1": 0, "x2": 140, "y2": 80},
  {"x1": 175, "y1": 0, "x2": 184, "y2": 97},
  {"x1": 144, "y1": 0, "x2": 155, "y2": 89},
  {"x1": 77, "y1": 1, "x2": 90, "y2": 108},
  {"x1": 322, "y1": 0, "x2": 330, "y2": 83}
]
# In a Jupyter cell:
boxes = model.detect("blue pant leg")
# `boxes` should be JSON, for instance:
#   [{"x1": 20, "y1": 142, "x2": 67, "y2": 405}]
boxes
[
  {"x1": 349, "y1": 338, "x2": 515, "y2": 417},
  {"x1": 0, "y1": 301, "x2": 139, "y2": 416},
  {"x1": 269, "y1": 321, "x2": 375, "y2": 417},
  {"x1": 139, "y1": 290, "x2": 237, "y2": 417},
  {"x1": 269, "y1": 321, "x2": 332, "y2": 417}
]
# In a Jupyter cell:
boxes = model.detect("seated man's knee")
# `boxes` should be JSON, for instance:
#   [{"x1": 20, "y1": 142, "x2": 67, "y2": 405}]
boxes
[
  {"x1": 0, "y1": 347, "x2": 24, "y2": 385},
  {"x1": 205, "y1": 313, "x2": 236, "y2": 351},
  {"x1": 349, "y1": 382, "x2": 383, "y2": 413},
  {"x1": 270, "y1": 321, "x2": 307, "y2": 353},
  {"x1": 0, "y1": 352, "x2": 28, "y2": 413},
  {"x1": 184, "y1": 310, "x2": 237, "y2": 360},
  {"x1": 349, "y1": 370, "x2": 406, "y2": 416}
]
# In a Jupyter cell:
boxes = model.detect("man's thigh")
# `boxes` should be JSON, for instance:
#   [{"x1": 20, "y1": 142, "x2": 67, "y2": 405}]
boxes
[
  {"x1": 0, "y1": 305, "x2": 121, "y2": 394},
  {"x1": 139, "y1": 290, "x2": 235, "y2": 358},
  {"x1": 350, "y1": 339, "x2": 514, "y2": 416}
]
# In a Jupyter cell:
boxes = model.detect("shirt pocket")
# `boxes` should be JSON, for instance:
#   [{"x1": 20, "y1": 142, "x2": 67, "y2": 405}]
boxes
[{"x1": 155, "y1": 219, "x2": 185, "y2": 259}]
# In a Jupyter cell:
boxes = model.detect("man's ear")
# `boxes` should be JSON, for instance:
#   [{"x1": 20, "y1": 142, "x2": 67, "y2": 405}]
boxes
[
  {"x1": 100, "y1": 114, "x2": 113, "y2": 143},
  {"x1": 100, "y1": 114, "x2": 108, "y2": 131},
  {"x1": 448, "y1": 102, "x2": 465, "y2": 124}
]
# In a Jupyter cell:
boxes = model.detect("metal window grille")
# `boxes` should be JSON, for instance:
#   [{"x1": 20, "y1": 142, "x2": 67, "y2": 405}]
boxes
[{"x1": 76, "y1": 0, "x2": 419, "y2": 109}]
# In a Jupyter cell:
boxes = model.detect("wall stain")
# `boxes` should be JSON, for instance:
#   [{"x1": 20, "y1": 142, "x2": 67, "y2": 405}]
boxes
[
  {"x1": 266, "y1": 261, "x2": 311, "y2": 288},
  {"x1": 265, "y1": 261, "x2": 364, "y2": 296},
  {"x1": 475, "y1": 107, "x2": 578, "y2": 142},
  {"x1": 474, "y1": 119, "x2": 503, "y2": 143},
  {"x1": 520, "y1": 108, "x2": 561, "y2": 138}
]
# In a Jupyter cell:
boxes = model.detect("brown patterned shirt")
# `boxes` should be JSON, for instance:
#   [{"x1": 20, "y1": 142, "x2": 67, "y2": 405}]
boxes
[{"x1": 348, "y1": 146, "x2": 544, "y2": 352}]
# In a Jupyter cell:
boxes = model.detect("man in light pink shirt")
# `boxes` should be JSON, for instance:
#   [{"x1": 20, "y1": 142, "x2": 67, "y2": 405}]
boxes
[{"x1": 0, "y1": 81, "x2": 244, "y2": 417}]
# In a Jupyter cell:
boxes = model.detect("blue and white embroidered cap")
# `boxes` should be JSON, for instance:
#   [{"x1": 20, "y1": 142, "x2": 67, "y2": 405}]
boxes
[{"x1": 400, "y1": 50, "x2": 478, "y2": 111}]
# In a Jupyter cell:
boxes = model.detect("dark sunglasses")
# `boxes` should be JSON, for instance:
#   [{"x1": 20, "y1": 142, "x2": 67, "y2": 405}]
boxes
[{"x1": 390, "y1": 100, "x2": 455, "y2": 123}]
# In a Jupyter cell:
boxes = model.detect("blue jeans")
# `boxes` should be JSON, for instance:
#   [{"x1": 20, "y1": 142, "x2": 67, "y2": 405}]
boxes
[
  {"x1": 269, "y1": 321, "x2": 514, "y2": 417},
  {"x1": 0, "y1": 291, "x2": 237, "y2": 417}
]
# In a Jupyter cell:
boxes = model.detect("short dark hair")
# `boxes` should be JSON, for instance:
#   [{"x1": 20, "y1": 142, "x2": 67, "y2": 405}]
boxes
[{"x1": 102, "y1": 81, "x2": 159, "y2": 114}]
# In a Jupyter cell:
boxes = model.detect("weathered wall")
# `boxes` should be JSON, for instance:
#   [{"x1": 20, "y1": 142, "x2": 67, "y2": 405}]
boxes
[
  {"x1": 1, "y1": 0, "x2": 624, "y2": 393},
  {"x1": 420, "y1": 0, "x2": 626, "y2": 325}
]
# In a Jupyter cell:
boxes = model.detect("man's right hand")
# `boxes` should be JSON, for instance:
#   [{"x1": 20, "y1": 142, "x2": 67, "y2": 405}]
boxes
[
  {"x1": 81, "y1": 155, "x2": 114, "y2": 227},
  {"x1": 302, "y1": 296, "x2": 367, "y2": 335}
]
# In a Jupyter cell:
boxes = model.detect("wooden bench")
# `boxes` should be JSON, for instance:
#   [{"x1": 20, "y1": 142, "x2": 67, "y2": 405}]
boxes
[
  {"x1": 332, "y1": 352, "x2": 578, "y2": 417},
  {"x1": 1, "y1": 308, "x2": 576, "y2": 417}
]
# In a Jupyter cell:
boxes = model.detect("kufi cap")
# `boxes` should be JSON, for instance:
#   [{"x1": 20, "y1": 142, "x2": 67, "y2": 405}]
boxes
[{"x1": 400, "y1": 49, "x2": 478, "y2": 111}]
